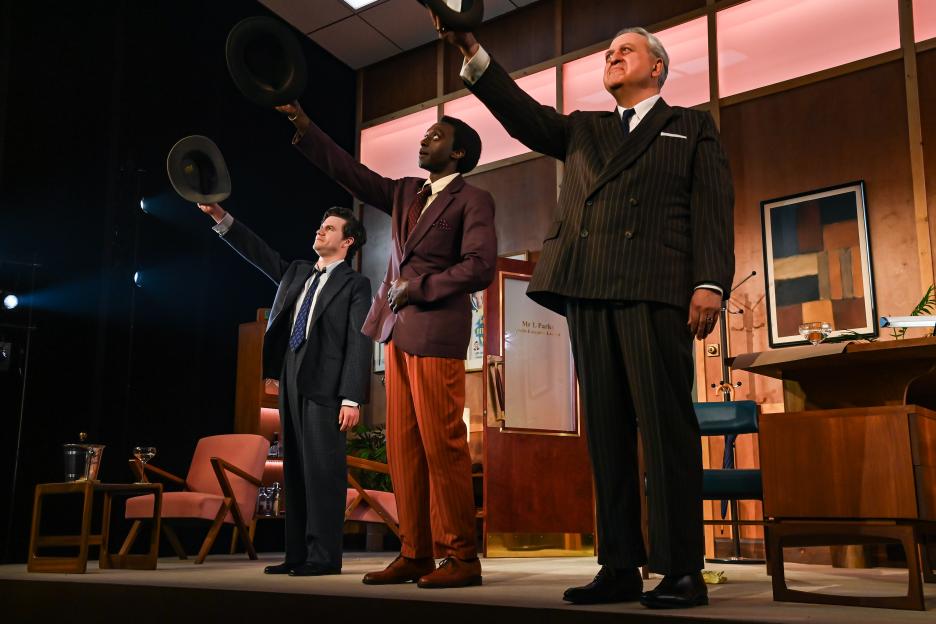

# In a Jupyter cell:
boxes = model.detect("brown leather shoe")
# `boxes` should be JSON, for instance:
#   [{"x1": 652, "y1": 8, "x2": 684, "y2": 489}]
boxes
[
  {"x1": 362, "y1": 554, "x2": 436, "y2": 585},
  {"x1": 416, "y1": 556, "x2": 482, "y2": 588}
]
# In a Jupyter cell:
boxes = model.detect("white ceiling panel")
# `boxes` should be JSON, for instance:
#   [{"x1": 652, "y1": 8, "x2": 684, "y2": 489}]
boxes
[
  {"x1": 310, "y1": 16, "x2": 401, "y2": 69},
  {"x1": 360, "y1": 0, "x2": 439, "y2": 50},
  {"x1": 264, "y1": 0, "x2": 541, "y2": 69},
  {"x1": 259, "y1": 0, "x2": 354, "y2": 33}
]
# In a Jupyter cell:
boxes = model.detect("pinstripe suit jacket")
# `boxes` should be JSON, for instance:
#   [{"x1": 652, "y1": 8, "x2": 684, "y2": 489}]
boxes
[{"x1": 468, "y1": 57, "x2": 734, "y2": 315}]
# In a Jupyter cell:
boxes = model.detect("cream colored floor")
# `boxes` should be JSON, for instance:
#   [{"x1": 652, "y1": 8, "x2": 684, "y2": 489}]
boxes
[{"x1": 1, "y1": 552, "x2": 934, "y2": 623}]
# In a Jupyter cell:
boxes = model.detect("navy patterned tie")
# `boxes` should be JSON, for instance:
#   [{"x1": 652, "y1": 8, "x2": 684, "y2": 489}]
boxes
[
  {"x1": 288, "y1": 267, "x2": 325, "y2": 352},
  {"x1": 621, "y1": 108, "x2": 636, "y2": 136}
]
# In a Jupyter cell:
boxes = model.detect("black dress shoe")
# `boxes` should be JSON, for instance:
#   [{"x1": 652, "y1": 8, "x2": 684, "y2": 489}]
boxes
[
  {"x1": 639, "y1": 572, "x2": 708, "y2": 609},
  {"x1": 563, "y1": 566, "x2": 643, "y2": 604},
  {"x1": 263, "y1": 562, "x2": 297, "y2": 574},
  {"x1": 288, "y1": 563, "x2": 341, "y2": 577}
]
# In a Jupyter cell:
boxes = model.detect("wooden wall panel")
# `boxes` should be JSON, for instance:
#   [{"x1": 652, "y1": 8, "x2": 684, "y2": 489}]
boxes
[
  {"x1": 719, "y1": 61, "x2": 917, "y2": 410},
  {"x1": 443, "y1": 0, "x2": 557, "y2": 94},
  {"x1": 362, "y1": 44, "x2": 437, "y2": 122},
  {"x1": 561, "y1": 0, "x2": 705, "y2": 54},
  {"x1": 467, "y1": 156, "x2": 557, "y2": 256},
  {"x1": 360, "y1": 204, "x2": 391, "y2": 426},
  {"x1": 919, "y1": 49, "x2": 936, "y2": 266}
]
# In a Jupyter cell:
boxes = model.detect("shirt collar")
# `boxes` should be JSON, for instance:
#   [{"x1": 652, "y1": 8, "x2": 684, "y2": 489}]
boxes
[
  {"x1": 313, "y1": 257, "x2": 344, "y2": 275},
  {"x1": 617, "y1": 94, "x2": 662, "y2": 126},
  {"x1": 421, "y1": 172, "x2": 460, "y2": 197}
]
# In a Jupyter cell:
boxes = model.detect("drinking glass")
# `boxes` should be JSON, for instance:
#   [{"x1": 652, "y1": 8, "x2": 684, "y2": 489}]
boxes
[
  {"x1": 133, "y1": 446, "x2": 157, "y2": 483},
  {"x1": 798, "y1": 321, "x2": 832, "y2": 345}
]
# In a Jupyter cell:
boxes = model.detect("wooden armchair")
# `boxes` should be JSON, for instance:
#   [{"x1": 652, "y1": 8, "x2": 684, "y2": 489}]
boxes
[
  {"x1": 345, "y1": 456, "x2": 399, "y2": 538},
  {"x1": 121, "y1": 434, "x2": 269, "y2": 564}
]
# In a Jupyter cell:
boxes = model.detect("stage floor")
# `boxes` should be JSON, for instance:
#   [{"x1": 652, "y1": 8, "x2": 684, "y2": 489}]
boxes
[{"x1": 1, "y1": 552, "x2": 934, "y2": 623}]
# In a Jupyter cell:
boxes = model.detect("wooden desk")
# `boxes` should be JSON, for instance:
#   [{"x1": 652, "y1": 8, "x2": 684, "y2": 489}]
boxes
[
  {"x1": 28, "y1": 481, "x2": 162, "y2": 573},
  {"x1": 733, "y1": 338, "x2": 936, "y2": 610}
]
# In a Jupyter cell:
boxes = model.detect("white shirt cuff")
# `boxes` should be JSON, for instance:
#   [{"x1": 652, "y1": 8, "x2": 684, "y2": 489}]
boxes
[
  {"x1": 460, "y1": 45, "x2": 491, "y2": 85},
  {"x1": 212, "y1": 213, "x2": 234, "y2": 236},
  {"x1": 695, "y1": 283, "x2": 724, "y2": 296},
  {"x1": 341, "y1": 399, "x2": 359, "y2": 408}
]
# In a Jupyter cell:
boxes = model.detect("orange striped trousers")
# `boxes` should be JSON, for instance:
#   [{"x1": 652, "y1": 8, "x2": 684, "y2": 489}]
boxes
[{"x1": 384, "y1": 340, "x2": 477, "y2": 560}]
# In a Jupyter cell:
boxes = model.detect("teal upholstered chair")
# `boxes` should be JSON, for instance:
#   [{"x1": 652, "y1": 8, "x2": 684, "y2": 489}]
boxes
[{"x1": 695, "y1": 400, "x2": 764, "y2": 563}]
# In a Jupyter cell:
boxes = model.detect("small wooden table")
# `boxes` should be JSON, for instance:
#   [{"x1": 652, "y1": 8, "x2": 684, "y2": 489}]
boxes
[
  {"x1": 733, "y1": 338, "x2": 936, "y2": 609},
  {"x1": 28, "y1": 481, "x2": 162, "y2": 573}
]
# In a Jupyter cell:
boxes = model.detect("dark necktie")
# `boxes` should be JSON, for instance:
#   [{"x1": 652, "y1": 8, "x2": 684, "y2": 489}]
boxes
[
  {"x1": 404, "y1": 184, "x2": 432, "y2": 242},
  {"x1": 288, "y1": 267, "x2": 325, "y2": 352},
  {"x1": 621, "y1": 108, "x2": 636, "y2": 136}
]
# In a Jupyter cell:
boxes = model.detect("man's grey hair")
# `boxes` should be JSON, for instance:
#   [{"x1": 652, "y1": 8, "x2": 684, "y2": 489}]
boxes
[{"x1": 615, "y1": 27, "x2": 669, "y2": 87}]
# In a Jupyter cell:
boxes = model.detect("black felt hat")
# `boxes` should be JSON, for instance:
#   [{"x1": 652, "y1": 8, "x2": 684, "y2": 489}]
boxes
[
  {"x1": 166, "y1": 136, "x2": 232, "y2": 204},
  {"x1": 418, "y1": 0, "x2": 484, "y2": 31},
  {"x1": 225, "y1": 16, "x2": 308, "y2": 107}
]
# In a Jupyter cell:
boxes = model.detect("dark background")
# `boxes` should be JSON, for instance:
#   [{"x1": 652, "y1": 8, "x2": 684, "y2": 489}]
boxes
[{"x1": 0, "y1": 0, "x2": 356, "y2": 562}]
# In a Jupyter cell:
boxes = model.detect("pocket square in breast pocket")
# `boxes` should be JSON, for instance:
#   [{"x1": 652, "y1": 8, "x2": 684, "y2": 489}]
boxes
[
  {"x1": 433, "y1": 218, "x2": 453, "y2": 231},
  {"x1": 660, "y1": 131, "x2": 687, "y2": 139}
]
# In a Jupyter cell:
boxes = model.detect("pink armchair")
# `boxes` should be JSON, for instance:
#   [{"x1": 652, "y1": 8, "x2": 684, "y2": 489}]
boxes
[{"x1": 121, "y1": 434, "x2": 269, "y2": 564}]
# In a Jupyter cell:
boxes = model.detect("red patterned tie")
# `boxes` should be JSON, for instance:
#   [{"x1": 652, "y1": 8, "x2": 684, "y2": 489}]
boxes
[{"x1": 404, "y1": 184, "x2": 432, "y2": 242}]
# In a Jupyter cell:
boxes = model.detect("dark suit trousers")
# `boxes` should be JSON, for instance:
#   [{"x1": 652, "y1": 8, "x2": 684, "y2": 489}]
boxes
[
  {"x1": 566, "y1": 300, "x2": 703, "y2": 576},
  {"x1": 279, "y1": 345, "x2": 347, "y2": 569}
]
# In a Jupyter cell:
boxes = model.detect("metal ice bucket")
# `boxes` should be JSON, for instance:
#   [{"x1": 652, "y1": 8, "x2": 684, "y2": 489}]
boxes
[{"x1": 63, "y1": 443, "x2": 105, "y2": 481}]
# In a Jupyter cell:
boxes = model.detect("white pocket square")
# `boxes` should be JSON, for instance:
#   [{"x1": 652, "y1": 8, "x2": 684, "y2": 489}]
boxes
[{"x1": 660, "y1": 131, "x2": 687, "y2": 139}]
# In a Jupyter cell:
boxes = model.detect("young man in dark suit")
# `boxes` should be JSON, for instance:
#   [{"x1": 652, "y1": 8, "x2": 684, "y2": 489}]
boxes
[
  {"x1": 196, "y1": 202, "x2": 371, "y2": 577},
  {"x1": 274, "y1": 102, "x2": 496, "y2": 589},
  {"x1": 434, "y1": 16, "x2": 734, "y2": 608}
]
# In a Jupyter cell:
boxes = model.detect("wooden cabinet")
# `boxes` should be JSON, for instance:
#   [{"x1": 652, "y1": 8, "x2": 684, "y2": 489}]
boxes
[{"x1": 233, "y1": 310, "x2": 284, "y2": 490}]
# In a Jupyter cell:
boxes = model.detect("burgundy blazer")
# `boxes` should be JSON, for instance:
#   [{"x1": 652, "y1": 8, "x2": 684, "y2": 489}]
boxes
[{"x1": 294, "y1": 123, "x2": 497, "y2": 360}]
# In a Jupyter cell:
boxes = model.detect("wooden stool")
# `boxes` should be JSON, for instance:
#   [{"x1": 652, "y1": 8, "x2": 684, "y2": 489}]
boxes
[{"x1": 28, "y1": 481, "x2": 162, "y2": 573}]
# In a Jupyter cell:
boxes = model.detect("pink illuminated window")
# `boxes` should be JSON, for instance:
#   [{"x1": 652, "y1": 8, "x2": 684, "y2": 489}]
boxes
[
  {"x1": 443, "y1": 69, "x2": 557, "y2": 167},
  {"x1": 915, "y1": 0, "x2": 936, "y2": 42},
  {"x1": 717, "y1": 0, "x2": 900, "y2": 98},
  {"x1": 563, "y1": 18, "x2": 709, "y2": 112},
  {"x1": 360, "y1": 107, "x2": 438, "y2": 180}
]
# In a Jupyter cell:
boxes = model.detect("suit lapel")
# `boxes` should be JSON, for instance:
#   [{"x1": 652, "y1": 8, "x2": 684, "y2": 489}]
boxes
[
  {"x1": 402, "y1": 175, "x2": 463, "y2": 263},
  {"x1": 308, "y1": 261, "x2": 352, "y2": 330},
  {"x1": 587, "y1": 99, "x2": 675, "y2": 198},
  {"x1": 270, "y1": 263, "x2": 314, "y2": 330}
]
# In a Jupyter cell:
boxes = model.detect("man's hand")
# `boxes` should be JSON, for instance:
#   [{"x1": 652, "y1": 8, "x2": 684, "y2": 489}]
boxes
[
  {"x1": 197, "y1": 202, "x2": 227, "y2": 224},
  {"x1": 427, "y1": 9, "x2": 479, "y2": 58},
  {"x1": 687, "y1": 288, "x2": 722, "y2": 340},
  {"x1": 338, "y1": 405, "x2": 360, "y2": 432},
  {"x1": 274, "y1": 100, "x2": 310, "y2": 133},
  {"x1": 387, "y1": 278, "x2": 409, "y2": 312}
]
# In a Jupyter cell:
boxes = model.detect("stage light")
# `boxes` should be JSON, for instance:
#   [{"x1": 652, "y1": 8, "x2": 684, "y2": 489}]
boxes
[
  {"x1": 3, "y1": 293, "x2": 18, "y2": 310},
  {"x1": 133, "y1": 272, "x2": 142, "y2": 288},
  {"x1": 140, "y1": 198, "x2": 148, "y2": 213}
]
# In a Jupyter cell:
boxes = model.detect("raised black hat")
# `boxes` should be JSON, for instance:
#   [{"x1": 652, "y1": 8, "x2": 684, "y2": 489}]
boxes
[
  {"x1": 418, "y1": 0, "x2": 484, "y2": 31},
  {"x1": 166, "y1": 135, "x2": 231, "y2": 204},
  {"x1": 225, "y1": 16, "x2": 308, "y2": 108}
]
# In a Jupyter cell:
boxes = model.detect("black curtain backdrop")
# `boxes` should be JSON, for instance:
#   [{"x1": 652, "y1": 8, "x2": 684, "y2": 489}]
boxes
[{"x1": 0, "y1": 0, "x2": 356, "y2": 562}]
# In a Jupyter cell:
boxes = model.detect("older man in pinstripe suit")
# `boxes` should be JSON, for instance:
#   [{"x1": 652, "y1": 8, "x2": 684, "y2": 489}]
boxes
[{"x1": 434, "y1": 16, "x2": 734, "y2": 609}]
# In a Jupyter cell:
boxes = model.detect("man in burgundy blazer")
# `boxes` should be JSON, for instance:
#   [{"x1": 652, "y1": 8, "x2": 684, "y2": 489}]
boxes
[{"x1": 277, "y1": 101, "x2": 496, "y2": 588}]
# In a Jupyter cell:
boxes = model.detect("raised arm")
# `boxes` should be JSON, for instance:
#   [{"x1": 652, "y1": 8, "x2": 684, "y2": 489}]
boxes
[
  {"x1": 275, "y1": 102, "x2": 399, "y2": 216},
  {"x1": 435, "y1": 24, "x2": 571, "y2": 160},
  {"x1": 198, "y1": 203, "x2": 290, "y2": 284}
]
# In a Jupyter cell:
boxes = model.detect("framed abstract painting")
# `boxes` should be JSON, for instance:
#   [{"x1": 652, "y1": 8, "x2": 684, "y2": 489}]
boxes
[{"x1": 760, "y1": 181, "x2": 877, "y2": 347}]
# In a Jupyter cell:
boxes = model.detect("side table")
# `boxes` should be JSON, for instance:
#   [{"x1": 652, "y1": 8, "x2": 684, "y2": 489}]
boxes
[{"x1": 28, "y1": 481, "x2": 163, "y2": 573}]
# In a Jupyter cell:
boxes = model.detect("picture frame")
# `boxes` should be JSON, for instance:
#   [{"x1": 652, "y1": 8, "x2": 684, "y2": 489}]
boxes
[
  {"x1": 760, "y1": 180, "x2": 877, "y2": 347},
  {"x1": 465, "y1": 290, "x2": 484, "y2": 371},
  {"x1": 373, "y1": 341, "x2": 384, "y2": 374}
]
